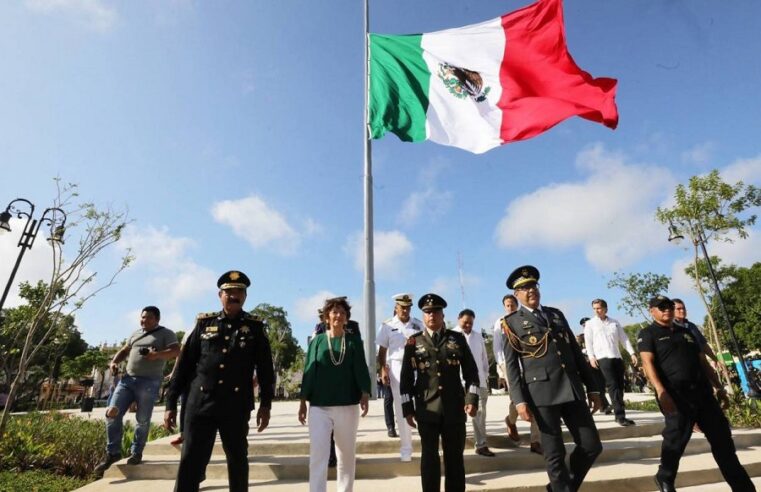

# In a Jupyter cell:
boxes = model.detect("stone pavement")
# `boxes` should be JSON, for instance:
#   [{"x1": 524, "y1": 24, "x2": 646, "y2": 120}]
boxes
[{"x1": 74, "y1": 392, "x2": 761, "y2": 491}]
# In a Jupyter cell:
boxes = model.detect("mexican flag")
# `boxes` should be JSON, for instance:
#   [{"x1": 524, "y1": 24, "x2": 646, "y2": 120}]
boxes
[{"x1": 368, "y1": 0, "x2": 619, "y2": 154}]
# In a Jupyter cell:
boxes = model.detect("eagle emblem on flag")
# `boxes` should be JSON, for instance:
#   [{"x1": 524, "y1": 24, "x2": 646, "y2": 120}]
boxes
[{"x1": 437, "y1": 63, "x2": 490, "y2": 103}]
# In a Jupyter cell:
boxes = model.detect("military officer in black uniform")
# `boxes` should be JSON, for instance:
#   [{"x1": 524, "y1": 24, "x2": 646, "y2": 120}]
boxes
[
  {"x1": 164, "y1": 271, "x2": 275, "y2": 492},
  {"x1": 400, "y1": 293, "x2": 479, "y2": 492},
  {"x1": 639, "y1": 295, "x2": 754, "y2": 492},
  {"x1": 502, "y1": 266, "x2": 602, "y2": 492}
]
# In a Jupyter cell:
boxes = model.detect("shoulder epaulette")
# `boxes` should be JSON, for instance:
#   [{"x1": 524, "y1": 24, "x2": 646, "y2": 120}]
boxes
[
  {"x1": 196, "y1": 311, "x2": 217, "y2": 320},
  {"x1": 505, "y1": 311, "x2": 518, "y2": 319},
  {"x1": 382, "y1": 317, "x2": 394, "y2": 324},
  {"x1": 242, "y1": 312, "x2": 261, "y2": 321}
]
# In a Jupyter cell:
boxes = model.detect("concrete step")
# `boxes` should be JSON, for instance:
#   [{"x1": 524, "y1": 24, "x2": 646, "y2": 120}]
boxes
[
  {"x1": 144, "y1": 420, "x2": 666, "y2": 457},
  {"x1": 104, "y1": 428, "x2": 761, "y2": 481},
  {"x1": 79, "y1": 446, "x2": 761, "y2": 491}
]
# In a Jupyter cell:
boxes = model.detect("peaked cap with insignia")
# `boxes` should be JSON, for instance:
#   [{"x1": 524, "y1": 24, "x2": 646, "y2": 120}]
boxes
[
  {"x1": 217, "y1": 270, "x2": 251, "y2": 290},
  {"x1": 418, "y1": 293, "x2": 447, "y2": 312},
  {"x1": 649, "y1": 295, "x2": 674, "y2": 310},
  {"x1": 506, "y1": 265, "x2": 540, "y2": 290},
  {"x1": 393, "y1": 293, "x2": 414, "y2": 307}
]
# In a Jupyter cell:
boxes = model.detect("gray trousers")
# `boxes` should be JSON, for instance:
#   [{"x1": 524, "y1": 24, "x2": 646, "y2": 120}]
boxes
[{"x1": 471, "y1": 387, "x2": 489, "y2": 448}]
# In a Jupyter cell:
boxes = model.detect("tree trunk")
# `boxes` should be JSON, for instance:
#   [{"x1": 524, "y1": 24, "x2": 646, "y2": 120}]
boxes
[{"x1": 0, "y1": 361, "x2": 27, "y2": 441}]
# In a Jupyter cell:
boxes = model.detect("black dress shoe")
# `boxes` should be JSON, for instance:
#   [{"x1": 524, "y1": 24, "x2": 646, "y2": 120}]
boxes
[
  {"x1": 475, "y1": 447, "x2": 495, "y2": 457},
  {"x1": 604, "y1": 406, "x2": 614, "y2": 415},
  {"x1": 617, "y1": 418, "x2": 635, "y2": 426},
  {"x1": 387, "y1": 429, "x2": 399, "y2": 438},
  {"x1": 530, "y1": 442, "x2": 543, "y2": 455},
  {"x1": 654, "y1": 475, "x2": 676, "y2": 492}
]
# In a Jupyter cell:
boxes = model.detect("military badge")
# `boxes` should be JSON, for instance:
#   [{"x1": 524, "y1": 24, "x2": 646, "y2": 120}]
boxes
[
  {"x1": 240, "y1": 342, "x2": 246, "y2": 348},
  {"x1": 205, "y1": 326, "x2": 218, "y2": 333},
  {"x1": 684, "y1": 334, "x2": 694, "y2": 343},
  {"x1": 229, "y1": 271, "x2": 240, "y2": 281},
  {"x1": 528, "y1": 335, "x2": 537, "y2": 344},
  {"x1": 240, "y1": 326, "x2": 250, "y2": 334}
]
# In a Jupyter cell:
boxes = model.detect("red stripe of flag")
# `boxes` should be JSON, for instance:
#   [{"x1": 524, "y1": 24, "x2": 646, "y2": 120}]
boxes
[{"x1": 498, "y1": 0, "x2": 619, "y2": 143}]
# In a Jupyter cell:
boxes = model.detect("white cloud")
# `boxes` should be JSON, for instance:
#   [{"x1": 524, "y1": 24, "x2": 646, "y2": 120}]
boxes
[
  {"x1": 346, "y1": 230, "x2": 414, "y2": 279},
  {"x1": 0, "y1": 218, "x2": 57, "y2": 307},
  {"x1": 212, "y1": 195, "x2": 314, "y2": 255},
  {"x1": 721, "y1": 154, "x2": 761, "y2": 186},
  {"x1": 119, "y1": 225, "x2": 216, "y2": 305},
  {"x1": 494, "y1": 143, "x2": 675, "y2": 272},
  {"x1": 398, "y1": 188, "x2": 453, "y2": 225},
  {"x1": 681, "y1": 141, "x2": 715, "y2": 166},
  {"x1": 24, "y1": 0, "x2": 117, "y2": 32},
  {"x1": 293, "y1": 290, "x2": 337, "y2": 323}
]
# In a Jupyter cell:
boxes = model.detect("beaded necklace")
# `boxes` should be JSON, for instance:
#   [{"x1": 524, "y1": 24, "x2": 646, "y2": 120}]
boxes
[{"x1": 326, "y1": 330, "x2": 346, "y2": 366}]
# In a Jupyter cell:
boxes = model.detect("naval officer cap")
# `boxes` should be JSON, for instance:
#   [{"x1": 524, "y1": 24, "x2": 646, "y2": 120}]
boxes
[
  {"x1": 393, "y1": 293, "x2": 414, "y2": 307},
  {"x1": 217, "y1": 270, "x2": 251, "y2": 290},
  {"x1": 649, "y1": 295, "x2": 675, "y2": 310},
  {"x1": 418, "y1": 293, "x2": 447, "y2": 312},
  {"x1": 506, "y1": 265, "x2": 540, "y2": 290}
]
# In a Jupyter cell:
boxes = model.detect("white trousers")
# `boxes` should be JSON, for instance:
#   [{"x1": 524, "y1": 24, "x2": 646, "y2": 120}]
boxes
[
  {"x1": 389, "y1": 359, "x2": 413, "y2": 459},
  {"x1": 309, "y1": 405, "x2": 360, "y2": 492}
]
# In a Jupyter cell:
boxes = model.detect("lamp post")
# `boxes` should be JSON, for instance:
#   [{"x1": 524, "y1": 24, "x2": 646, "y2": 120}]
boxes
[
  {"x1": 667, "y1": 219, "x2": 754, "y2": 393},
  {"x1": 0, "y1": 198, "x2": 67, "y2": 313}
]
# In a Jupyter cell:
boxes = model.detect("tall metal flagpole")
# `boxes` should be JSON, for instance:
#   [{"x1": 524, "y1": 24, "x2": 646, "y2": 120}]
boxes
[{"x1": 363, "y1": 0, "x2": 377, "y2": 380}]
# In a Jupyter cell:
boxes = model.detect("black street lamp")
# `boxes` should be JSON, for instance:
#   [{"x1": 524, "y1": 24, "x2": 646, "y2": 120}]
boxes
[
  {"x1": 0, "y1": 198, "x2": 67, "y2": 312},
  {"x1": 667, "y1": 219, "x2": 756, "y2": 394}
]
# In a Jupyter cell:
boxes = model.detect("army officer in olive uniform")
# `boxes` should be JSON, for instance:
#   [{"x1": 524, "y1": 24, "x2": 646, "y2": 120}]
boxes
[
  {"x1": 165, "y1": 271, "x2": 275, "y2": 492},
  {"x1": 400, "y1": 293, "x2": 479, "y2": 492},
  {"x1": 502, "y1": 266, "x2": 602, "y2": 492}
]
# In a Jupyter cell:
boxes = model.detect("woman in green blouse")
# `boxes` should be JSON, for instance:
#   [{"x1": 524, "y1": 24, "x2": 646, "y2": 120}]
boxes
[{"x1": 298, "y1": 297, "x2": 371, "y2": 492}]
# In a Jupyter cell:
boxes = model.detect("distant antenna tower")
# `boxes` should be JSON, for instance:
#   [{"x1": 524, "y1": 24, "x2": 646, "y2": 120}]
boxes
[{"x1": 457, "y1": 251, "x2": 466, "y2": 307}]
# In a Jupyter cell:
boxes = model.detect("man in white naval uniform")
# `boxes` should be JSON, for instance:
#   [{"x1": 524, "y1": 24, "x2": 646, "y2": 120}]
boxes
[{"x1": 377, "y1": 293, "x2": 424, "y2": 461}]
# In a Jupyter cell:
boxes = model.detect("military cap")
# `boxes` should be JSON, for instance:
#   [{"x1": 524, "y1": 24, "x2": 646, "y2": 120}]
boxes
[
  {"x1": 579, "y1": 317, "x2": 590, "y2": 326},
  {"x1": 649, "y1": 295, "x2": 675, "y2": 310},
  {"x1": 506, "y1": 265, "x2": 540, "y2": 290},
  {"x1": 392, "y1": 293, "x2": 414, "y2": 307},
  {"x1": 418, "y1": 293, "x2": 447, "y2": 312},
  {"x1": 217, "y1": 270, "x2": 251, "y2": 290}
]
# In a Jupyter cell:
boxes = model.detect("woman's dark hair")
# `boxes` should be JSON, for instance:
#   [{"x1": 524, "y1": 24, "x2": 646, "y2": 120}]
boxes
[{"x1": 322, "y1": 297, "x2": 352, "y2": 319}]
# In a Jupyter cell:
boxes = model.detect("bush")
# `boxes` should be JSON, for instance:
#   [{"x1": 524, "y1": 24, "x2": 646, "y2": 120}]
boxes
[
  {"x1": 0, "y1": 470, "x2": 89, "y2": 492},
  {"x1": 0, "y1": 412, "x2": 104, "y2": 478},
  {"x1": 0, "y1": 412, "x2": 172, "y2": 479}
]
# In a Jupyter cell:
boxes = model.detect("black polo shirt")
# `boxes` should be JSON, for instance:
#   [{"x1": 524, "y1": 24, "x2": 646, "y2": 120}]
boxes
[{"x1": 637, "y1": 321, "x2": 706, "y2": 390}]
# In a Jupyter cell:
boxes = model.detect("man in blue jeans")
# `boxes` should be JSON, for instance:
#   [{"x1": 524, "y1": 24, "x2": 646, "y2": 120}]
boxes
[{"x1": 95, "y1": 306, "x2": 180, "y2": 474}]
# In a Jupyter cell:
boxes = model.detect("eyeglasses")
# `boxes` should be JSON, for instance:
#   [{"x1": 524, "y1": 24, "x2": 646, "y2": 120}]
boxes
[
  {"x1": 654, "y1": 305, "x2": 674, "y2": 312},
  {"x1": 515, "y1": 283, "x2": 540, "y2": 291}
]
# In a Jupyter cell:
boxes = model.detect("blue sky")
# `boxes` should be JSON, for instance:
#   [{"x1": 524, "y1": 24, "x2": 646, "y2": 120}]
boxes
[{"x1": 1, "y1": 0, "x2": 759, "y2": 349}]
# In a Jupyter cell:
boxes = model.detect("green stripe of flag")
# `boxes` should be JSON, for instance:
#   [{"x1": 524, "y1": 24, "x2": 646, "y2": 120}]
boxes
[{"x1": 368, "y1": 34, "x2": 430, "y2": 142}]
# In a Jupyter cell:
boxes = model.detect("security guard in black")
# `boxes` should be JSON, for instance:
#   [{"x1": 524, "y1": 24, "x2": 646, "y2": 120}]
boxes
[
  {"x1": 165, "y1": 271, "x2": 275, "y2": 492},
  {"x1": 639, "y1": 295, "x2": 754, "y2": 492},
  {"x1": 400, "y1": 293, "x2": 479, "y2": 492}
]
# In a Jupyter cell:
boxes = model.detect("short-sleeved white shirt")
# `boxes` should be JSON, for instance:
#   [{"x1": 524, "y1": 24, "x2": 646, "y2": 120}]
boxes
[{"x1": 377, "y1": 315, "x2": 423, "y2": 361}]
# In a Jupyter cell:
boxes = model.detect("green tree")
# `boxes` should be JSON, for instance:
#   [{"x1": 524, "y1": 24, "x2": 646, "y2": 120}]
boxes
[
  {"x1": 60, "y1": 347, "x2": 111, "y2": 381},
  {"x1": 706, "y1": 262, "x2": 761, "y2": 353},
  {"x1": 0, "y1": 181, "x2": 132, "y2": 441},
  {"x1": 0, "y1": 282, "x2": 86, "y2": 407},
  {"x1": 249, "y1": 303, "x2": 304, "y2": 382},
  {"x1": 656, "y1": 169, "x2": 761, "y2": 363},
  {"x1": 607, "y1": 271, "x2": 670, "y2": 323}
]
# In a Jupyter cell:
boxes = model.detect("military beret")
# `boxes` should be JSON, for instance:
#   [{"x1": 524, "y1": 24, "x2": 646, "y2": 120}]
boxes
[
  {"x1": 506, "y1": 265, "x2": 540, "y2": 290},
  {"x1": 392, "y1": 293, "x2": 414, "y2": 307},
  {"x1": 418, "y1": 293, "x2": 447, "y2": 312},
  {"x1": 217, "y1": 270, "x2": 251, "y2": 290},
  {"x1": 649, "y1": 295, "x2": 675, "y2": 310}
]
